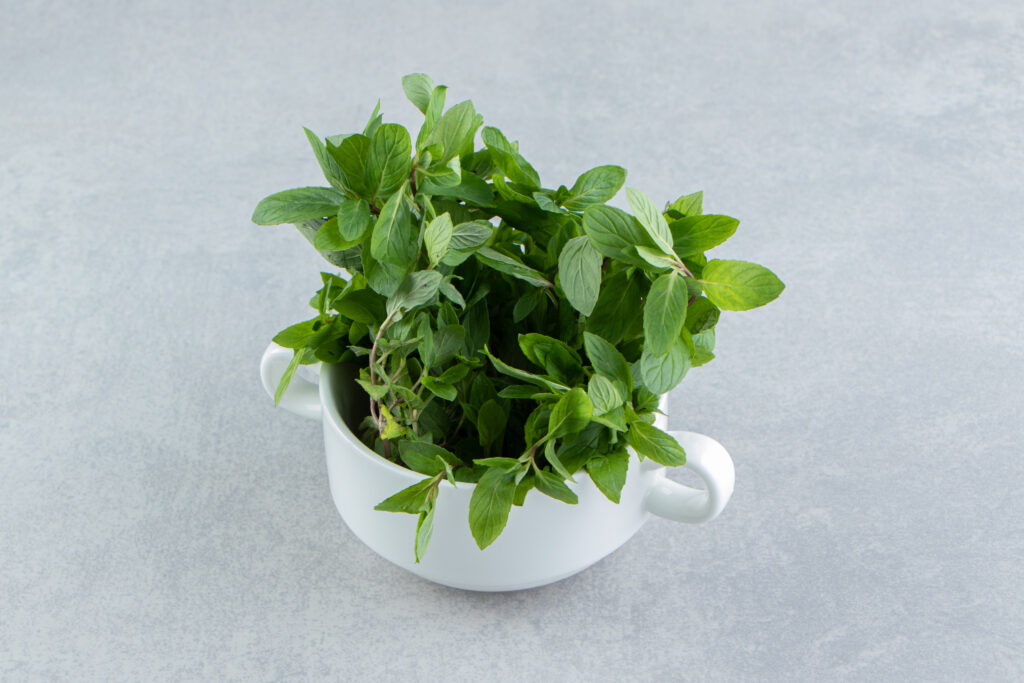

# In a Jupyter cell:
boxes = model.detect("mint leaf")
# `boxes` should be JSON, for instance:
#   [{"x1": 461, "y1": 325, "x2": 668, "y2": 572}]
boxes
[
  {"x1": 625, "y1": 187, "x2": 674, "y2": 255},
  {"x1": 669, "y1": 191, "x2": 703, "y2": 216},
  {"x1": 625, "y1": 422, "x2": 686, "y2": 466},
  {"x1": 252, "y1": 187, "x2": 346, "y2": 225},
  {"x1": 330, "y1": 134, "x2": 373, "y2": 199},
  {"x1": 477, "y1": 399, "x2": 508, "y2": 446},
  {"x1": 644, "y1": 272, "x2": 688, "y2": 355},
  {"x1": 669, "y1": 215, "x2": 739, "y2": 256},
  {"x1": 387, "y1": 270, "x2": 443, "y2": 318},
  {"x1": 557, "y1": 235, "x2": 602, "y2": 316},
  {"x1": 533, "y1": 469, "x2": 578, "y2": 505},
  {"x1": 582, "y1": 331, "x2": 632, "y2": 401},
  {"x1": 468, "y1": 466, "x2": 516, "y2": 549},
  {"x1": 581, "y1": 205, "x2": 654, "y2": 267},
  {"x1": 426, "y1": 100, "x2": 479, "y2": 163},
  {"x1": 424, "y1": 212, "x2": 454, "y2": 267},
  {"x1": 313, "y1": 199, "x2": 372, "y2": 250},
  {"x1": 366, "y1": 123, "x2": 412, "y2": 199},
  {"x1": 587, "y1": 374, "x2": 621, "y2": 416},
  {"x1": 374, "y1": 476, "x2": 438, "y2": 513},
  {"x1": 562, "y1": 165, "x2": 626, "y2": 211},
  {"x1": 640, "y1": 340, "x2": 690, "y2": 394},
  {"x1": 402, "y1": 73, "x2": 435, "y2": 114},
  {"x1": 420, "y1": 375, "x2": 457, "y2": 401},
  {"x1": 547, "y1": 387, "x2": 593, "y2": 439},
  {"x1": 586, "y1": 449, "x2": 629, "y2": 503},
  {"x1": 370, "y1": 183, "x2": 417, "y2": 270},
  {"x1": 475, "y1": 247, "x2": 552, "y2": 288},
  {"x1": 700, "y1": 259, "x2": 785, "y2": 311},
  {"x1": 414, "y1": 503, "x2": 435, "y2": 563},
  {"x1": 304, "y1": 128, "x2": 347, "y2": 191}
]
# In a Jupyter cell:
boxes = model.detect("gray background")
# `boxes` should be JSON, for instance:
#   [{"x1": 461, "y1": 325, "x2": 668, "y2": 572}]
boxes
[{"x1": 2, "y1": 0, "x2": 1021, "y2": 680}]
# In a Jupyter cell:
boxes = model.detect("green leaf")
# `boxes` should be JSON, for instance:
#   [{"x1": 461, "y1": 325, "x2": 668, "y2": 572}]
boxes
[
  {"x1": 420, "y1": 375, "x2": 457, "y2": 401},
  {"x1": 481, "y1": 126, "x2": 541, "y2": 188},
  {"x1": 414, "y1": 504, "x2": 435, "y2": 563},
  {"x1": 474, "y1": 247, "x2": 553, "y2": 288},
  {"x1": 518, "y1": 333, "x2": 583, "y2": 385},
  {"x1": 699, "y1": 259, "x2": 785, "y2": 311},
  {"x1": 473, "y1": 457, "x2": 521, "y2": 472},
  {"x1": 586, "y1": 449, "x2": 629, "y2": 503},
  {"x1": 387, "y1": 270, "x2": 443, "y2": 318},
  {"x1": 402, "y1": 73, "x2": 435, "y2": 114},
  {"x1": 692, "y1": 328, "x2": 716, "y2": 367},
  {"x1": 582, "y1": 331, "x2": 633, "y2": 400},
  {"x1": 562, "y1": 165, "x2": 627, "y2": 211},
  {"x1": 482, "y1": 346, "x2": 569, "y2": 393},
  {"x1": 425, "y1": 100, "x2": 479, "y2": 163},
  {"x1": 640, "y1": 340, "x2": 690, "y2": 394},
  {"x1": 362, "y1": 100, "x2": 382, "y2": 137},
  {"x1": 374, "y1": 476, "x2": 438, "y2": 513},
  {"x1": 585, "y1": 269, "x2": 642, "y2": 345},
  {"x1": 416, "y1": 85, "x2": 448, "y2": 150},
  {"x1": 634, "y1": 245, "x2": 678, "y2": 271},
  {"x1": 303, "y1": 128, "x2": 347, "y2": 191},
  {"x1": 442, "y1": 220, "x2": 494, "y2": 266},
  {"x1": 532, "y1": 191, "x2": 564, "y2": 214},
  {"x1": 330, "y1": 133, "x2": 374, "y2": 198},
  {"x1": 477, "y1": 399, "x2": 508, "y2": 446},
  {"x1": 625, "y1": 187, "x2": 675, "y2": 255},
  {"x1": 669, "y1": 191, "x2": 703, "y2": 216},
  {"x1": 273, "y1": 348, "x2": 309, "y2": 406},
  {"x1": 513, "y1": 289, "x2": 541, "y2": 322},
  {"x1": 557, "y1": 235, "x2": 602, "y2": 316},
  {"x1": 378, "y1": 404, "x2": 408, "y2": 440},
  {"x1": 424, "y1": 212, "x2": 453, "y2": 267},
  {"x1": 685, "y1": 297, "x2": 721, "y2": 333},
  {"x1": 439, "y1": 280, "x2": 465, "y2": 308},
  {"x1": 361, "y1": 243, "x2": 406, "y2": 297},
  {"x1": 398, "y1": 441, "x2": 459, "y2": 475},
  {"x1": 439, "y1": 362, "x2": 470, "y2": 384},
  {"x1": 587, "y1": 374, "x2": 621, "y2": 416},
  {"x1": 626, "y1": 422, "x2": 686, "y2": 466},
  {"x1": 272, "y1": 318, "x2": 318, "y2": 349},
  {"x1": 252, "y1": 187, "x2": 346, "y2": 225},
  {"x1": 468, "y1": 466, "x2": 517, "y2": 549},
  {"x1": 422, "y1": 170, "x2": 495, "y2": 205},
  {"x1": 366, "y1": 123, "x2": 413, "y2": 199},
  {"x1": 533, "y1": 469, "x2": 578, "y2": 504},
  {"x1": 644, "y1": 272, "x2": 688, "y2": 355},
  {"x1": 547, "y1": 387, "x2": 593, "y2": 439},
  {"x1": 669, "y1": 215, "x2": 739, "y2": 256},
  {"x1": 581, "y1": 205, "x2": 654, "y2": 267},
  {"x1": 370, "y1": 183, "x2": 417, "y2": 269},
  {"x1": 313, "y1": 199, "x2": 372, "y2": 250}
]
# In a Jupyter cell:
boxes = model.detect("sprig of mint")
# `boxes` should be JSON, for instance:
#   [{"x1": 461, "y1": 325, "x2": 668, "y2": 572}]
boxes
[{"x1": 254, "y1": 74, "x2": 784, "y2": 560}]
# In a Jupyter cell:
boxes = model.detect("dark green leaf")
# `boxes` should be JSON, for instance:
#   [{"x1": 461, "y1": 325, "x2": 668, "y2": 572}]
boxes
[
  {"x1": 374, "y1": 476, "x2": 438, "y2": 513},
  {"x1": 533, "y1": 469, "x2": 578, "y2": 504},
  {"x1": 330, "y1": 134, "x2": 373, "y2": 198},
  {"x1": 468, "y1": 467, "x2": 517, "y2": 549},
  {"x1": 586, "y1": 449, "x2": 629, "y2": 503},
  {"x1": 477, "y1": 399, "x2": 508, "y2": 446},
  {"x1": 252, "y1": 187, "x2": 346, "y2": 225},
  {"x1": 685, "y1": 297, "x2": 721, "y2": 333},
  {"x1": 481, "y1": 126, "x2": 541, "y2": 188},
  {"x1": 387, "y1": 270, "x2": 443, "y2": 318},
  {"x1": 558, "y1": 235, "x2": 602, "y2": 316},
  {"x1": 313, "y1": 199, "x2": 372, "y2": 250},
  {"x1": 399, "y1": 441, "x2": 459, "y2": 475},
  {"x1": 420, "y1": 375, "x2": 457, "y2": 400},
  {"x1": 547, "y1": 387, "x2": 593, "y2": 439},
  {"x1": 582, "y1": 331, "x2": 633, "y2": 400}
]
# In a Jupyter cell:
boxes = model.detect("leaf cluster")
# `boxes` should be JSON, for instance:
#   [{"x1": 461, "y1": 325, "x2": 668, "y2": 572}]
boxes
[{"x1": 254, "y1": 74, "x2": 784, "y2": 559}]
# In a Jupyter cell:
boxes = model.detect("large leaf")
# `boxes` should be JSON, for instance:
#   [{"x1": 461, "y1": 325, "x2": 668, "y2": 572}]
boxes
[
  {"x1": 640, "y1": 339, "x2": 690, "y2": 394},
  {"x1": 557, "y1": 235, "x2": 602, "y2": 316},
  {"x1": 547, "y1": 388, "x2": 593, "y2": 439},
  {"x1": 366, "y1": 123, "x2": 413, "y2": 199},
  {"x1": 425, "y1": 100, "x2": 479, "y2": 163},
  {"x1": 581, "y1": 204, "x2": 654, "y2": 267},
  {"x1": 562, "y1": 165, "x2": 626, "y2": 211},
  {"x1": 625, "y1": 422, "x2": 687, "y2": 466},
  {"x1": 585, "y1": 269, "x2": 642, "y2": 345},
  {"x1": 475, "y1": 247, "x2": 552, "y2": 287},
  {"x1": 401, "y1": 73, "x2": 435, "y2": 113},
  {"x1": 643, "y1": 272, "x2": 688, "y2": 355},
  {"x1": 669, "y1": 215, "x2": 739, "y2": 256},
  {"x1": 423, "y1": 212, "x2": 454, "y2": 267},
  {"x1": 370, "y1": 184, "x2": 417, "y2": 270},
  {"x1": 699, "y1": 259, "x2": 785, "y2": 311},
  {"x1": 252, "y1": 187, "x2": 346, "y2": 225},
  {"x1": 625, "y1": 187, "x2": 674, "y2": 255},
  {"x1": 386, "y1": 270, "x2": 443, "y2": 318},
  {"x1": 586, "y1": 449, "x2": 629, "y2": 503},
  {"x1": 582, "y1": 331, "x2": 632, "y2": 400},
  {"x1": 468, "y1": 466, "x2": 517, "y2": 549}
]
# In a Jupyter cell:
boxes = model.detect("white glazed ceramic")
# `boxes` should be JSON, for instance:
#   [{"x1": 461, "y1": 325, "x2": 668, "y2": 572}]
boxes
[{"x1": 261, "y1": 342, "x2": 735, "y2": 591}]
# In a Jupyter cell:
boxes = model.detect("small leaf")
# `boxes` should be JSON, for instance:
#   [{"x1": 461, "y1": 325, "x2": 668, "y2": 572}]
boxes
[
  {"x1": 439, "y1": 280, "x2": 465, "y2": 308},
  {"x1": 370, "y1": 183, "x2": 417, "y2": 270},
  {"x1": 304, "y1": 128, "x2": 347, "y2": 191},
  {"x1": 587, "y1": 374, "x2": 622, "y2": 416},
  {"x1": 640, "y1": 340, "x2": 690, "y2": 394},
  {"x1": 581, "y1": 204, "x2": 654, "y2": 267},
  {"x1": 583, "y1": 331, "x2": 633, "y2": 400},
  {"x1": 386, "y1": 270, "x2": 443, "y2": 318},
  {"x1": 533, "y1": 469, "x2": 578, "y2": 504},
  {"x1": 426, "y1": 100, "x2": 479, "y2": 163},
  {"x1": 685, "y1": 297, "x2": 721, "y2": 333},
  {"x1": 252, "y1": 187, "x2": 346, "y2": 225},
  {"x1": 557, "y1": 235, "x2": 602, "y2": 316},
  {"x1": 366, "y1": 124, "x2": 413, "y2": 198},
  {"x1": 699, "y1": 259, "x2": 785, "y2": 311},
  {"x1": 468, "y1": 467, "x2": 517, "y2": 549},
  {"x1": 420, "y1": 375, "x2": 457, "y2": 400},
  {"x1": 644, "y1": 272, "x2": 688, "y2": 355},
  {"x1": 399, "y1": 442, "x2": 460, "y2": 475},
  {"x1": 586, "y1": 449, "x2": 629, "y2": 503},
  {"x1": 562, "y1": 165, "x2": 627, "y2": 211},
  {"x1": 313, "y1": 199, "x2": 372, "y2": 250},
  {"x1": 477, "y1": 399, "x2": 508, "y2": 446},
  {"x1": 543, "y1": 440, "x2": 576, "y2": 482},
  {"x1": 374, "y1": 476, "x2": 438, "y2": 513},
  {"x1": 424, "y1": 212, "x2": 454, "y2": 267},
  {"x1": 625, "y1": 422, "x2": 686, "y2": 466},
  {"x1": 273, "y1": 348, "x2": 308, "y2": 406},
  {"x1": 272, "y1": 318, "x2": 318, "y2": 349},
  {"x1": 414, "y1": 503, "x2": 435, "y2": 563},
  {"x1": 669, "y1": 215, "x2": 739, "y2": 256},
  {"x1": 669, "y1": 191, "x2": 703, "y2": 216}
]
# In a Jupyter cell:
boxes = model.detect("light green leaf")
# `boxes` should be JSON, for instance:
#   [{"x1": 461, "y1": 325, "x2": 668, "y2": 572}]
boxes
[
  {"x1": 420, "y1": 375, "x2": 457, "y2": 400},
  {"x1": 439, "y1": 280, "x2": 465, "y2": 308},
  {"x1": 625, "y1": 187, "x2": 674, "y2": 255},
  {"x1": 644, "y1": 272, "x2": 688, "y2": 355},
  {"x1": 468, "y1": 466, "x2": 516, "y2": 549},
  {"x1": 303, "y1": 128, "x2": 347, "y2": 191},
  {"x1": 402, "y1": 73, "x2": 435, "y2": 114},
  {"x1": 562, "y1": 165, "x2": 626, "y2": 211},
  {"x1": 625, "y1": 422, "x2": 686, "y2": 466},
  {"x1": 482, "y1": 346, "x2": 569, "y2": 393},
  {"x1": 424, "y1": 212, "x2": 454, "y2": 267},
  {"x1": 635, "y1": 245, "x2": 678, "y2": 271},
  {"x1": 586, "y1": 449, "x2": 629, "y2": 503},
  {"x1": 416, "y1": 85, "x2": 448, "y2": 149},
  {"x1": 425, "y1": 100, "x2": 479, "y2": 163},
  {"x1": 583, "y1": 331, "x2": 633, "y2": 400},
  {"x1": 557, "y1": 235, "x2": 602, "y2": 316},
  {"x1": 481, "y1": 126, "x2": 541, "y2": 188},
  {"x1": 366, "y1": 123, "x2": 413, "y2": 199},
  {"x1": 313, "y1": 199, "x2": 372, "y2": 250},
  {"x1": 273, "y1": 348, "x2": 310, "y2": 406},
  {"x1": 587, "y1": 374, "x2": 622, "y2": 416},
  {"x1": 370, "y1": 183, "x2": 417, "y2": 269},
  {"x1": 475, "y1": 247, "x2": 552, "y2": 288},
  {"x1": 252, "y1": 187, "x2": 346, "y2": 225},
  {"x1": 547, "y1": 388, "x2": 593, "y2": 439},
  {"x1": 699, "y1": 259, "x2": 785, "y2": 311},
  {"x1": 272, "y1": 318, "x2": 318, "y2": 349},
  {"x1": 414, "y1": 504, "x2": 435, "y2": 563},
  {"x1": 374, "y1": 476, "x2": 437, "y2": 513},
  {"x1": 398, "y1": 441, "x2": 459, "y2": 475},
  {"x1": 669, "y1": 215, "x2": 739, "y2": 256},
  {"x1": 330, "y1": 134, "x2": 373, "y2": 198},
  {"x1": 640, "y1": 339, "x2": 690, "y2": 394},
  {"x1": 386, "y1": 270, "x2": 443, "y2": 318},
  {"x1": 669, "y1": 191, "x2": 703, "y2": 216}
]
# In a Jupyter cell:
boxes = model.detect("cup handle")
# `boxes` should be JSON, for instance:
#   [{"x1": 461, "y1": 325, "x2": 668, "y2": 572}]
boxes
[
  {"x1": 259, "y1": 343, "x2": 322, "y2": 420},
  {"x1": 643, "y1": 431, "x2": 735, "y2": 524}
]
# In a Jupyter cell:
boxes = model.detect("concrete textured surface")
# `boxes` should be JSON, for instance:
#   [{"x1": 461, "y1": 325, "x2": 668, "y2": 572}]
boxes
[{"x1": 2, "y1": 1, "x2": 1022, "y2": 680}]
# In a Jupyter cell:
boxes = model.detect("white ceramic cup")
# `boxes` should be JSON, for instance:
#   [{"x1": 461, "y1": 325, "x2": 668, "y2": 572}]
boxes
[{"x1": 261, "y1": 342, "x2": 735, "y2": 591}]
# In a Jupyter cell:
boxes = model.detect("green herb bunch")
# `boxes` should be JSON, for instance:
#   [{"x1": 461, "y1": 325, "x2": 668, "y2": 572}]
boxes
[{"x1": 253, "y1": 74, "x2": 784, "y2": 560}]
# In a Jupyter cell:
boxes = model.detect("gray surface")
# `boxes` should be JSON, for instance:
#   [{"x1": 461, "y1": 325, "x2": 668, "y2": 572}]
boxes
[{"x1": 2, "y1": 0, "x2": 1022, "y2": 680}]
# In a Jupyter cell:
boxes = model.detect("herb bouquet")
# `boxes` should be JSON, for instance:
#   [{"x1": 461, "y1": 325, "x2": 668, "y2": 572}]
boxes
[{"x1": 254, "y1": 74, "x2": 783, "y2": 561}]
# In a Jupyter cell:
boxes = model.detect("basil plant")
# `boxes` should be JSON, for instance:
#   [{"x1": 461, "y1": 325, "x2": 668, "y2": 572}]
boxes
[{"x1": 253, "y1": 74, "x2": 783, "y2": 561}]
